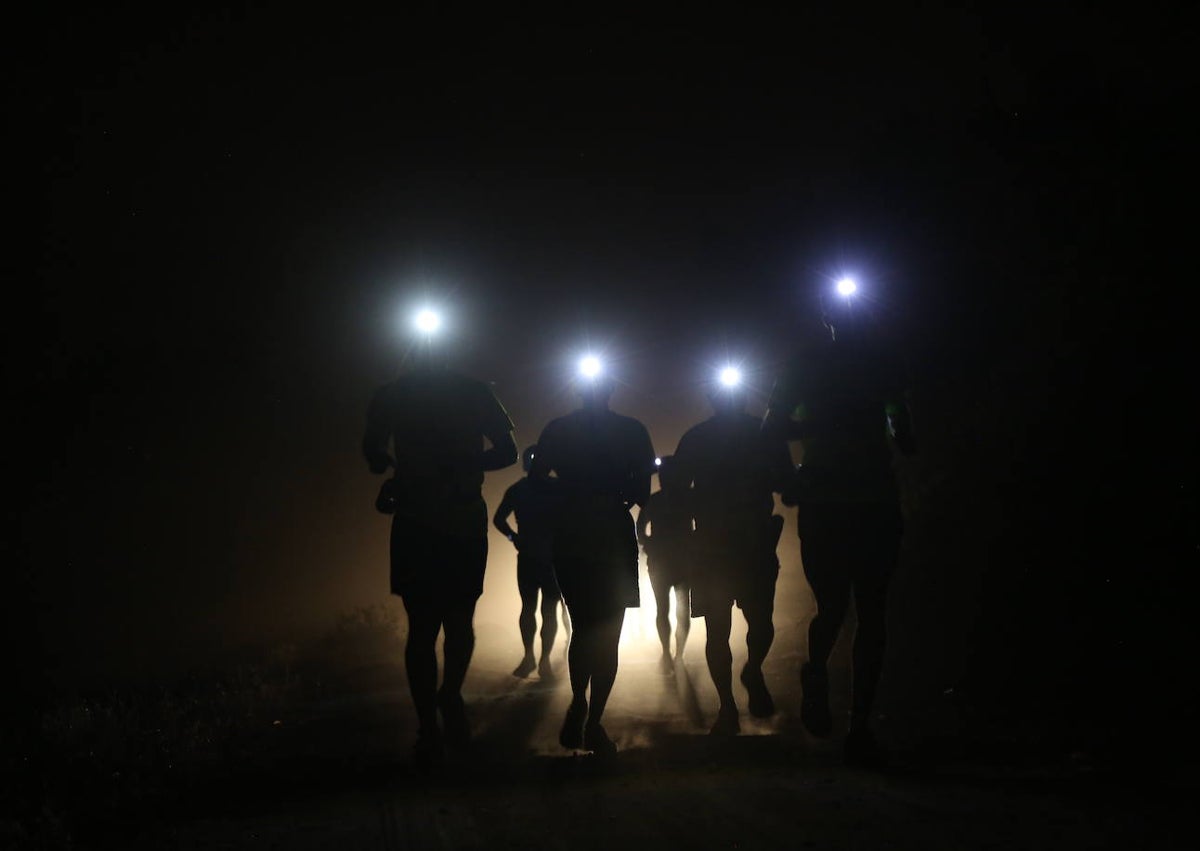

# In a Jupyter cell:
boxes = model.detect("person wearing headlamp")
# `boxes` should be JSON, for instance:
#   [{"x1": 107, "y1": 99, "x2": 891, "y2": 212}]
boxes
[
  {"x1": 362, "y1": 306, "x2": 518, "y2": 769},
  {"x1": 636, "y1": 454, "x2": 694, "y2": 675},
  {"x1": 531, "y1": 354, "x2": 656, "y2": 757},
  {"x1": 494, "y1": 444, "x2": 568, "y2": 681},
  {"x1": 674, "y1": 364, "x2": 793, "y2": 736},
  {"x1": 763, "y1": 278, "x2": 917, "y2": 768}
]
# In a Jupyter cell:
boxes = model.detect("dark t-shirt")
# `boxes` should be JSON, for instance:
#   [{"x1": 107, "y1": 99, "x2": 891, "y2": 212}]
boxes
[
  {"x1": 497, "y1": 476, "x2": 556, "y2": 562},
  {"x1": 533, "y1": 407, "x2": 655, "y2": 614},
  {"x1": 638, "y1": 490, "x2": 694, "y2": 557},
  {"x1": 766, "y1": 341, "x2": 909, "y2": 504},
  {"x1": 363, "y1": 369, "x2": 514, "y2": 536},
  {"x1": 674, "y1": 412, "x2": 793, "y2": 534},
  {"x1": 533, "y1": 408, "x2": 656, "y2": 560}
]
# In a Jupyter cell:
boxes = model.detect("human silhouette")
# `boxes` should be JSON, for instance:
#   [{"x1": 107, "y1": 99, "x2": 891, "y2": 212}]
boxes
[
  {"x1": 363, "y1": 345, "x2": 517, "y2": 768},
  {"x1": 494, "y1": 444, "x2": 570, "y2": 680},
  {"x1": 531, "y1": 366, "x2": 655, "y2": 756},
  {"x1": 636, "y1": 455, "x2": 693, "y2": 675},
  {"x1": 763, "y1": 285, "x2": 916, "y2": 767},
  {"x1": 675, "y1": 374, "x2": 792, "y2": 735}
]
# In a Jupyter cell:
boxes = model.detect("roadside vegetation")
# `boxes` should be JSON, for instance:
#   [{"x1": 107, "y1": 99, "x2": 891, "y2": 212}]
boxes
[{"x1": 2, "y1": 605, "x2": 404, "y2": 849}]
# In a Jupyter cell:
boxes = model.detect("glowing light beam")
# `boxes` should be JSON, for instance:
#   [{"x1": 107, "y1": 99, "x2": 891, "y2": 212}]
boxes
[
  {"x1": 413, "y1": 308, "x2": 442, "y2": 334},
  {"x1": 578, "y1": 354, "x2": 603, "y2": 379}
]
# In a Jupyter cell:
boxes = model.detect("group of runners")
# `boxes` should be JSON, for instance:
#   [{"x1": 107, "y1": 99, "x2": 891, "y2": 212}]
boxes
[{"x1": 363, "y1": 292, "x2": 915, "y2": 768}]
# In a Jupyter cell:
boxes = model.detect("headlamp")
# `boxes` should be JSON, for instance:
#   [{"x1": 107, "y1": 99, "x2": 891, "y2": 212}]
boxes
[
  {"x1": 578, "y1": 355, "x2": 603, "y2": 379},
  {"x1": 718, "y1": 366, "x2": 743, "y2": 388},
  {"x1": 413, "y1": 308, "x2": 442, "y2": 335}
]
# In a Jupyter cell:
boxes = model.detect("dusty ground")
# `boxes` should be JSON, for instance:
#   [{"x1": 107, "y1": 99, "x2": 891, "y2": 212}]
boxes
[{"x1": 43, "y1": 617, "x2": 1170, "y2": 851}]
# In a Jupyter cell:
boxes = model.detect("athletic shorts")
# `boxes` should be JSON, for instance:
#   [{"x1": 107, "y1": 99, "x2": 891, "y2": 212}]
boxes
[
  {"x1": 517, "y1": 554, "x2": 561, "y2": 599},
  {"x1": 689, "y1": 528, "x2": 780, "y2": 617},
  {"x1": 647, "y1": 551, "x2": 690, "y2": 589},
  {"x1": 390, "y1": 506, "x2": 488, "y2": 600}
]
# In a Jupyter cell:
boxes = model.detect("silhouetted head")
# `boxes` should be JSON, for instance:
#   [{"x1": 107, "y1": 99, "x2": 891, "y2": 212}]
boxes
[
  {"x1": 574, "y1": 354, "x2": 615, "y2": 411},
  {"x1": 707, "y1": 365, "x2": 748, "y2": 417},
  {"x1": 408, "y1": 343, "x2": 447, "y2": 372},
  {"x1": 406, "y1": 306, "x2": 449, "y2": 371},
  {"x1": 819, "y1": 280, "x2": 870, "y2": 345},
  {"x1": 521, "y1": 444, "x2": 537, "y2": 474},
  {"x1": 577, "y1": 377, "x2": 615, "y2": 411}
]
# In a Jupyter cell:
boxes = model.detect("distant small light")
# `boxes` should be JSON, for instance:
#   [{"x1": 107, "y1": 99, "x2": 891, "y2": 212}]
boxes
[
  {"x1": 414, "y1": 309, "x2": 442, "y2": 334},
  {"x1": 655, "y1": 457, "x2": 662, "y2": 467},
  {"x1": 579, "y1": 355, "x2": 602, "y2": 378},
  {"x1": 836, "y1": 278, "x2": 857, "y2": 298},
  {"x1": 719, "y1": 366, "x2": 742, "y2": 388}
]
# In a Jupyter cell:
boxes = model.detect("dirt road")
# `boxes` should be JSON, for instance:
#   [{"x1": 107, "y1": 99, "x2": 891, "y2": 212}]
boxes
[{"x1": 138, "y1": 627, "x2": 1169, "y2": 851}]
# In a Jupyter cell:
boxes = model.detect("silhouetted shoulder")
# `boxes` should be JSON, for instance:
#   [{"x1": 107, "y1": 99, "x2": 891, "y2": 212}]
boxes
[
  {"x1": 501, "y1": 477, "x2": 529, "y2": 501},
  {"x1": 609, "y1": 411, "x2": 654, "y2": 442},
  {"x1": 537, "y1": 409, "x2": 649, "y2": 448}
]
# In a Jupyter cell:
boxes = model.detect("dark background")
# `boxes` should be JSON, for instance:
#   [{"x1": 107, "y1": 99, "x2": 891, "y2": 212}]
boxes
[{"x1": 12, "y1": 7, "x2": 1195, "y2": 756}]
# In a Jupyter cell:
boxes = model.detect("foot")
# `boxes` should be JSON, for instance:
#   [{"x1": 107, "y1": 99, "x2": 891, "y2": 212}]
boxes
[
  {"x1": 584, "y1": 723, "x2": 617, "y2": 757},
  {"x1": 709, "y1": 705, "x2": 740, "y2": 737},
  {"x1": 538, "y1": 657, "x2": 556, "y2": 680},
  {"x1": 513, "y1": 656, "x2": 537, "y2": 678},
  {"x1": 844, "y1": 727, "x2": 889, "y2": 769},
  {"x1": 437, "y1": 691, "x2": 470, "y2": 745},
  {"x1": 740, "y1": 664, "x2": 776, "y2": 718},
  {"x1": 559, "y1": 699, "x2": 587, "y2": 749},
  {"x1": 800, "y1": 663, "x2": 832, "y2": 738},
  {"x1": 659, "y1": 654, "x2": 675, "y2": 675}
]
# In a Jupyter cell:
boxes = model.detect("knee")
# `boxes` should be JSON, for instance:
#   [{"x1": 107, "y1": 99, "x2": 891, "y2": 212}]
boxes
[
  {"x1": 749, "y1": 622, "x2": 775, "y2": 643},
  {"x1": 705, "y1": 634, "x2": 732, "y2": 656},
  {"x1": 445, "y1": 619, "x2": 475, "y2": 645}
]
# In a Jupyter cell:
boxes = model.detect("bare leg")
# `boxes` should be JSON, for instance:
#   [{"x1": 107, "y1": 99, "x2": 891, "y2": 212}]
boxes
[
  {"x1": 649, "y1": 571, "x2": 674, "y2": 672},
  {"x1": 514, "y1": 586, "x2": 538, "y2": 677},
  {"x1": 560, "y1": 614, "x2": 591, "y2": 749},
  {"x1": 560, "y1": 600, "x2": 572, "y2": 652},
  {"x1": 583, "y1": 613, "x2": 624, "y2": 725},
  {"x1": 402, "y1": 599, "x2": 443, "y2": 738},
  {"x1": 740, "y1": 585, "x2": 778, "y2": 718},
  {"x1": 438, "y1": 600, "x2": 477, "y2": 743},
  {"x1": 674, "y1": 584, "x2": 692, "y2": 660},
  {"x1": 704, "y1": 604, "x2": 739, "y2": 734},
  {"x1": 582, "y1": 613, "x2": 625, "y2": 755},
  {"x1": 801, "y1": 529, "x2": 852, "y2": 738},
  {"x1": 538, "y1": 590, "x2": 560, "y2": 677}
]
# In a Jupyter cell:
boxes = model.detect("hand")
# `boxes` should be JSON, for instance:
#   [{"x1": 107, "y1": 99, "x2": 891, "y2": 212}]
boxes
[
  {"x1": 375, "y1": 479, "x2": 398, "y2": 514},
  {"x1": 508, "y1": 533, "x2": 521, "y2": 551}
]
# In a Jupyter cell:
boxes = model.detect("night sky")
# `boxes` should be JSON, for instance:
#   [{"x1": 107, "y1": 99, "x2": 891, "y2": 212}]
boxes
[{"x1": 15, "y1": 5, "x2": 1194, "y2": 733}]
